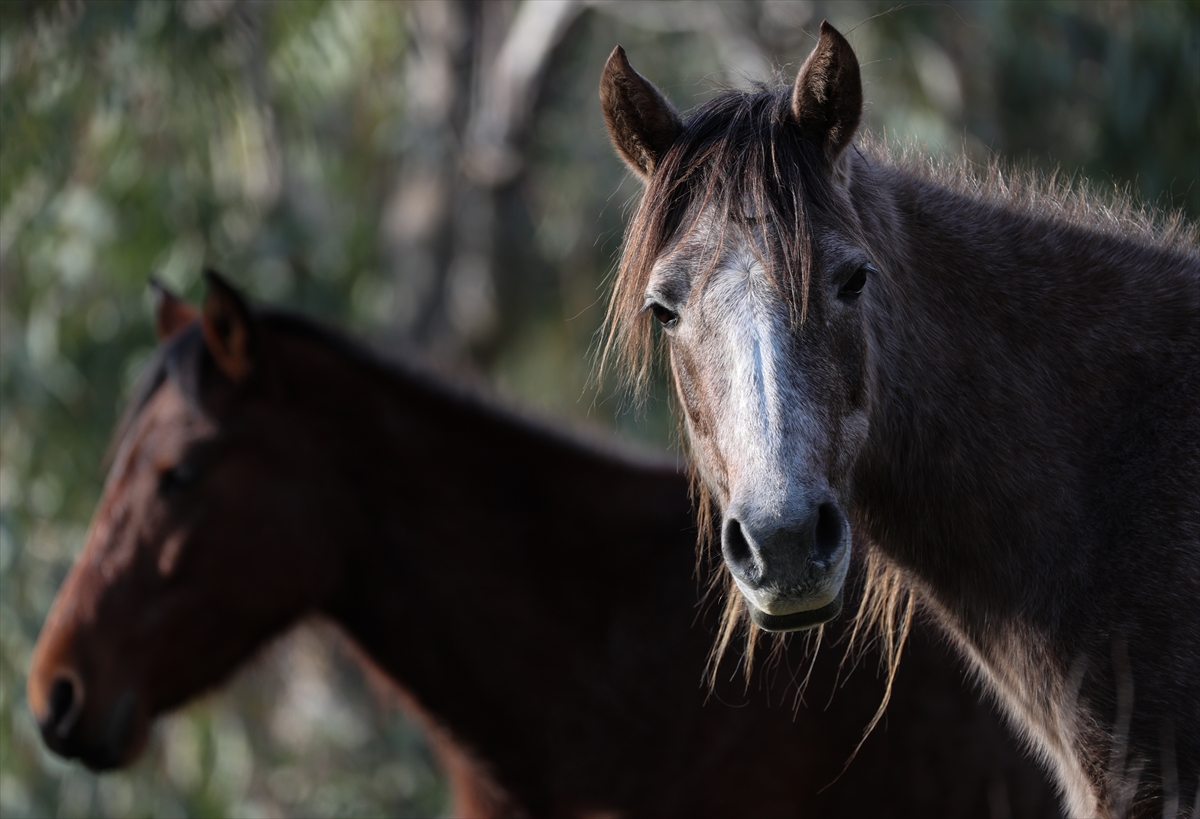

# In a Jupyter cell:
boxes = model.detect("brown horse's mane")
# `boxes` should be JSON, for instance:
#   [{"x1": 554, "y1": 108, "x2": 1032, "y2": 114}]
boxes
[
  {"x1": 112, "y1": 307, "x2": 679, "y2": 478},
  {"x1": 599, "y1": 78, "x2": 1199, "y2": 706}
]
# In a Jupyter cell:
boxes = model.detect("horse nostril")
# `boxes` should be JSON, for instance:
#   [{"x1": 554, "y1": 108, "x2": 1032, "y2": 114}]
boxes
[
  {"x1": 813, "y1": 503, "x2": 844, "y2": 561},
  {"x1": 46, "y1": 672, "x2": 84, "y2": 739},
  {"x1": 722, "y1": 517, "x2": 761, "y2": 582}
]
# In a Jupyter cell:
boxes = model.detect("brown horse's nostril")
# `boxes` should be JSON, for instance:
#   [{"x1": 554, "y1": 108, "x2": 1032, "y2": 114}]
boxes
[{"x1": 45, "y1": 671, "x2": 84, "y2": 739}]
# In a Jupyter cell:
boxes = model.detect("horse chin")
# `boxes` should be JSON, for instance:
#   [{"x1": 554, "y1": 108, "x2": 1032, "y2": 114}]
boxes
[
  {"x1": 71, "y1": 691, "x2": 148, "y2": 772},
  {"x1": 748, "y1": 591, "x2": 843, "y2": 632}
]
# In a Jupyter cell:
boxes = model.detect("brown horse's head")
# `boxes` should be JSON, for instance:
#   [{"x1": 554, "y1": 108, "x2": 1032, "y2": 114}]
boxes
[
  {"x1": 601, "y1": 24, "x2": 874, "y2": 632},
  {"x1": 27, "y1": 272, "x2": 352, "y2": 770}
]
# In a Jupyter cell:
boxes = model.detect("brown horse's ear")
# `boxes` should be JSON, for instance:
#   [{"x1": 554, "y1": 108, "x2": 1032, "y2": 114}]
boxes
[
  {"x1": 792, "y1": 21, "x2": 862, "y2": 162},
  {"x1": 200, "y1": 269, "x2": 255, "y2": 384},
  {"x1": 150, "y1": 278, "x2": 199, "y2": 341},
  {"x1": 600, "y1": 45, "x2": 682, "y2": 180}
]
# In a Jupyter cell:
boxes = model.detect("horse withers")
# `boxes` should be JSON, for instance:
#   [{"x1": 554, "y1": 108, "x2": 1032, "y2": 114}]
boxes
[
  {"x1": 27, "y1": 273, "x2": 1060, "y2": 817},
  {"x1": 601, "y1": 23, "x2": 1199, "y2": 818}
]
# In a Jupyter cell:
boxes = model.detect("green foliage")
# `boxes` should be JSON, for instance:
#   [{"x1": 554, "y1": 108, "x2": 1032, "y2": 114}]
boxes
[
  {"x1": 1, "y1": 3, "x2": 445, "y2": 816},
  {"x1": 0, "y1": 2, "x2": 1195, "y2": 817}
]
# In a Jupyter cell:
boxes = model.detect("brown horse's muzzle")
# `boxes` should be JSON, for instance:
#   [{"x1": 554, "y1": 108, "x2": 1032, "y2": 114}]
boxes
[
  {"x1": 28, "y1": 632, "x2": 148, "y2": 771},
  {"x1": 35, "y1": 677, "x2": 140, "y2": 770}
]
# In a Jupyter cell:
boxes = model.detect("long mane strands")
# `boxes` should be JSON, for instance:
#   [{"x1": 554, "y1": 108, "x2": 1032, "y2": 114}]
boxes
[
  {"x1": 600, "y1": 83, "x2": 832, "y2": 397},
  {"x1": 862, "y1": 135, "x2": 1199, "y2": 255}
]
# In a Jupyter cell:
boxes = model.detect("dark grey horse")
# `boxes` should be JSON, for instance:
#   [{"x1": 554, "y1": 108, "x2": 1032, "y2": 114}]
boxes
[{"x1": 601, "y1": 22, "x2": 1199, "y2": 818}]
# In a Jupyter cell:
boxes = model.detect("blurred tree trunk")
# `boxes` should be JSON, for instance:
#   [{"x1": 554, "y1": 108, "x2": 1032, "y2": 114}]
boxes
[{"x1": 381, "y1": 0, "x2": 582, "y2": 359}]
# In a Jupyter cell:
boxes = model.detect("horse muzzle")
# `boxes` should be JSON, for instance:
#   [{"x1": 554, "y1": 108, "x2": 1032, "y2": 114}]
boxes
[
  {"x1": 29, "y1": 668, "x2": 145, "y2": 771},
  {"x1": 721, "y1": 499, "x2": 851, "y2": 632}
]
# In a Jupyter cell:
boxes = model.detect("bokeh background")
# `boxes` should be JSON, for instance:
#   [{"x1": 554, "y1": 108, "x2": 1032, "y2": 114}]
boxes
[{"x1": 1, "y1": 1, "x2": 1196, "y2": 816}]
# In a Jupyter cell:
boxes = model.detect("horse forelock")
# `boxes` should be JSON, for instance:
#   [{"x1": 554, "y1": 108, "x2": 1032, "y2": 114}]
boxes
[
  {"x1": 104, "y1": 327, "x2": 209, "y2": 469},
  {"x1": 602, "y1": 84, "x2": 835, "y2": 399}
]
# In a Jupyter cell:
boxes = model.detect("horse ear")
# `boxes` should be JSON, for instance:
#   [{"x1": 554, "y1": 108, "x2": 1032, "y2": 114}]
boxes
[
  {"x1": 600, "y1": 45, "x2": 682, "y2": 180},
  {"x1": 150, "y1": 278, "x2": 198, "y2": 341},
  {"x1": 200, "y1": 269, "x2": 256, "y2": 384},
  {"x1": 792, "y1": 21, "x2": 862, "y2": 162}
]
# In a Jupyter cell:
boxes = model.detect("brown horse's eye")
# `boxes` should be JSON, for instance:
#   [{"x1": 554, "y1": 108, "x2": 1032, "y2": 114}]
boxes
[
  {"x1": 158, "y1": 462, "x2": 200, "y2": 497},
  {"x1": 839, "y1": 264, "x2": 871, "y2": 298},
  {"x1": 647, "y1": 301, "x2": 679, "y2": 328}
]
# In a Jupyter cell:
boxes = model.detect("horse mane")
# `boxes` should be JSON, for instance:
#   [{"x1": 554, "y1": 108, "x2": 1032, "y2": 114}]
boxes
[
  {"x1": 600, "y1": 78, "x2": 1197, "y2": 716},
  {"x1": 862, "y1": 135, "x2": 1199, "y2": 255},
  {"x1": 105, "y1": 328, "x2": 208, "y2": 467},
  {"x1": 110, "y1": 304, "x2": 679, "y2": 477},
  {"x1": 601, "y1": 81, "x2": 1198, "y2": 397}
]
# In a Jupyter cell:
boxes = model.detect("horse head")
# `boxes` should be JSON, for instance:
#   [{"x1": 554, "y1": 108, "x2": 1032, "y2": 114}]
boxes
[
  {"x1": 26, "y1": 273, "x2": 354, "y2": 769},
  {"x1": 602, "y1": 23, "x2": 877, "y2": 631}
]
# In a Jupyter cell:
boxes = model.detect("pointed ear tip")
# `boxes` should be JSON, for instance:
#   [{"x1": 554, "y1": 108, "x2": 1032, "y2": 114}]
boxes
[
  {"x1": 603, "y1": 44, "x2": 630, "y2": 73},
  {"x1": 819, "y1": 20, "x2": 853, "y2": 49}
]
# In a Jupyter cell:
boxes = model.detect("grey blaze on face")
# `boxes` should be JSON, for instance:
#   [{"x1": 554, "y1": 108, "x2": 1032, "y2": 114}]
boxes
[{"x1": 601, "y1": 23, "x2": 872, "y2": 631}]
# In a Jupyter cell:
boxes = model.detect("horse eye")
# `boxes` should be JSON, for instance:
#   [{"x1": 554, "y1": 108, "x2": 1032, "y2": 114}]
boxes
[
  {"x1": 647, "y1": 301, "x2": 679, "y2": 328},
  {"x1": 158, "y1": 462, "x2": 200, "y2": 497},
  {"x1": 839, "y1": 264, "x2": 871, "y2": 298}
]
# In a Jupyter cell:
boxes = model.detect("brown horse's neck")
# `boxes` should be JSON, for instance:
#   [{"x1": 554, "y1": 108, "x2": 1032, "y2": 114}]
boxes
[
  {"x1": 847, "y1": 155, "x2": 1200, "y2": 814},
  {"x1": 280, "y1": 338, "x2": 702, "y2": 815},
  {"x1": 171, "y1": 323, "x2": 1059, "y2": 818}
]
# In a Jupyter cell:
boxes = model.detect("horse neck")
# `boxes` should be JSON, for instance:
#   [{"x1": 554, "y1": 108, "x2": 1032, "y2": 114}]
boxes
[
  {"x1": 281, "y1": 337, "x2": 701, "y2": 815},
  {"x1": 850, "y1": 162, "x2": 1200, "y2": 815},
  {"x1": 850, "y1": 160, "x2": 1197, "y2": 634}
]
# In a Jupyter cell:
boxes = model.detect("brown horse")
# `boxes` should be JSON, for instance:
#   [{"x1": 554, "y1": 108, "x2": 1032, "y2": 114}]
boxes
[
  {"x1": 600, "y1": 22, "x2": 1199, "y2": 819},
  {"x1": 28, "y1": 272, "x2": 1060, "y2": 818}
]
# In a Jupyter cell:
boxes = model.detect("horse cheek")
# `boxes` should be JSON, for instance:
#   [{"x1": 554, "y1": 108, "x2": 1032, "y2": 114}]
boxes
[
  {"x1": 829, "y1": 312, "x2": 867, "y2": 410},
  {"x1": 822, "y1": 316, "x2": 871, "y2": 486},
  {"x1": 670, "y1": 347, "x2": 729, "y2": 501}
]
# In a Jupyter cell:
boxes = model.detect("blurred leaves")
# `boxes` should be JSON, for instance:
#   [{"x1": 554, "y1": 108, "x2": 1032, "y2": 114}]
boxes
[{"x1": 1, "y1": 1, "x2": 1196, "y2": 817}]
